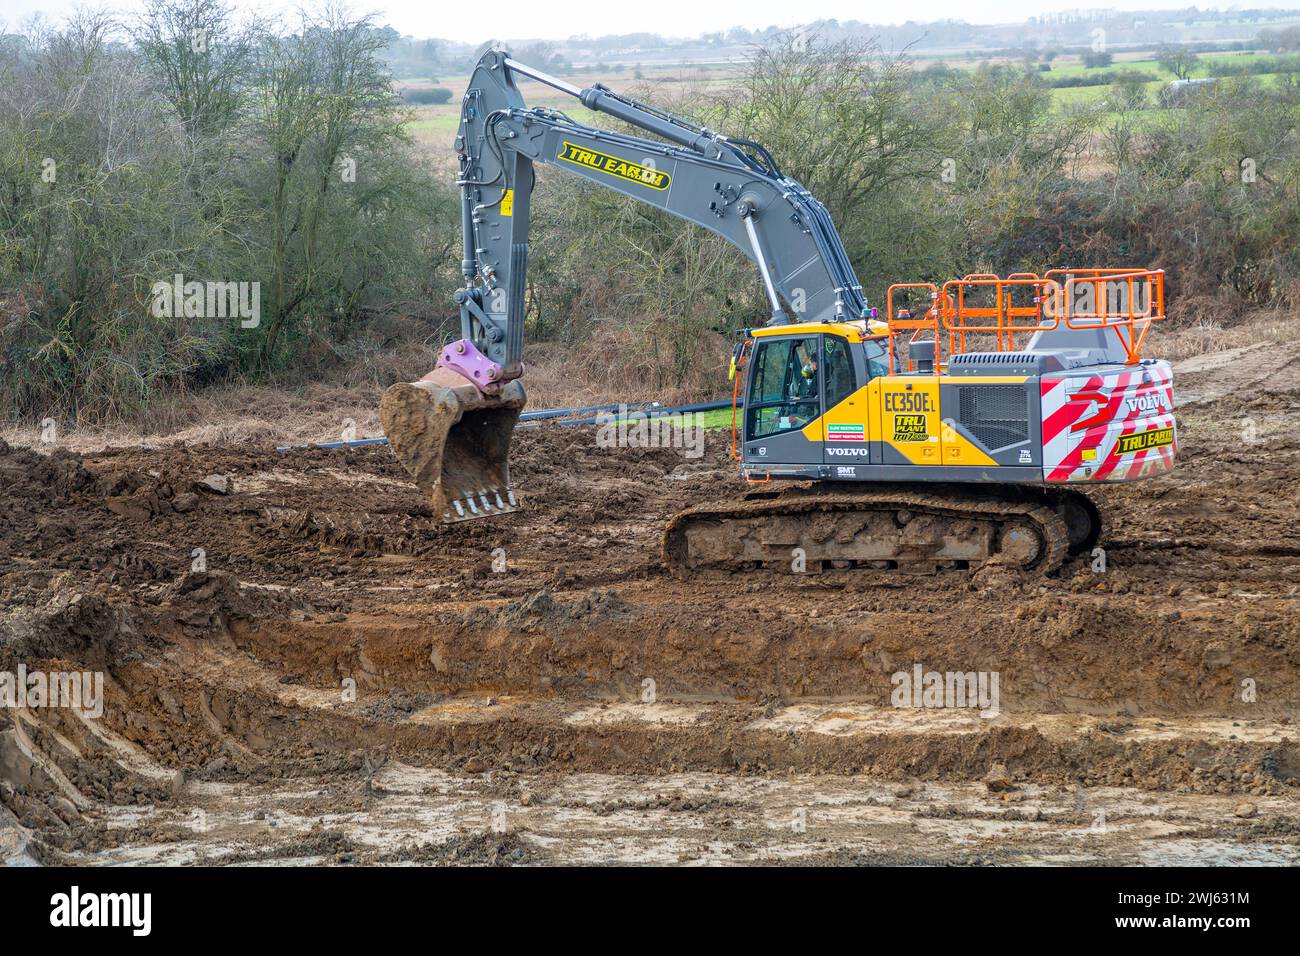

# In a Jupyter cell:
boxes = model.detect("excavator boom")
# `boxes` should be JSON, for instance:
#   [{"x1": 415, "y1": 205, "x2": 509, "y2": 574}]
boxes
[{"x1": 381, "y1": 49, "x2": 869, "y2": 521}]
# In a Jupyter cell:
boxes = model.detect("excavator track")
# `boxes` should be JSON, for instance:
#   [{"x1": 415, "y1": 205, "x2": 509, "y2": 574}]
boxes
[{"x1": 662, "y1": 485, "x2": 1102, "y2": 576}]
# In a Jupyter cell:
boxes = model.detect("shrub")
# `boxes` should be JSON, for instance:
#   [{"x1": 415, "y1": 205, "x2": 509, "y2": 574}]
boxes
[{"x1": 402, "y1": 86, "x2": 453, "y2": 104}]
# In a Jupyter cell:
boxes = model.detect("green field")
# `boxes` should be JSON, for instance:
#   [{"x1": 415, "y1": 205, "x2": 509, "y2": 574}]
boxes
[
  {"x1": 404, "y1": 49, "x2": 1298, "y2": 145},
  {"x1": 608, "y1": 405, "x2": 735, "y2": 432},
  {"x1": 406, "y1": 113, "x2": 459, "y2": 133},
  {"x1": 1042, "y1": 56, "x2": 1162, "y2": 79}
]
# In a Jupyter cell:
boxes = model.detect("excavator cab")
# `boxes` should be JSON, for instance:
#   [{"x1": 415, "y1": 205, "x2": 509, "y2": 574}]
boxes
[
  {"x1": 738, "y1": 325, "x2": 889, "y2": 475},
  {"x1": 735, "y1": 271, "x2": 1173, "y2": 491}
]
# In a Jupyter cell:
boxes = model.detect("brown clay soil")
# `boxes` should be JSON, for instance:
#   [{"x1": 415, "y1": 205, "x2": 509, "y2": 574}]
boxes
[{"x1": 2, "y1": 331, "x2": 1299, "y2": 865}]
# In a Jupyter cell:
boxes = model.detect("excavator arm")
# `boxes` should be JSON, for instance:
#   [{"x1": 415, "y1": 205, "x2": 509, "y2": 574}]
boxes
[
  {"x1": 381, "y1": 49, "x2": 867, "y2": 522},
  {"x1": 450, "y1": 49, "x2": 866, "y2": 389}
]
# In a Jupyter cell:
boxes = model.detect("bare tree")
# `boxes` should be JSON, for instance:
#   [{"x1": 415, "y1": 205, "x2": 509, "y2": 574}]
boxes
[
  {"x1": 250, "y1": 4, "x2": 409, "y2": 367},
  {"x1": 138, "y1": 0, "x2": 255, "y2": 139},
  {"x1": 1157, "y1": 43, "x2": 1199, "y2": 81}
]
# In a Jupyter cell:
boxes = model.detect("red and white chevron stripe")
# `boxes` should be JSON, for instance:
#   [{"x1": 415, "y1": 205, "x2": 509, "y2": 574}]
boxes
[{"x1": 1040, "y1": 362, "x2": 1175, "y2": 483}]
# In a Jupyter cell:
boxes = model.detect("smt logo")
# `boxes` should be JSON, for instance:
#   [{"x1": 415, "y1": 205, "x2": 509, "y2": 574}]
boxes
[{"x1": 50, "y1": 886, "x2": 152, "y2": 936}]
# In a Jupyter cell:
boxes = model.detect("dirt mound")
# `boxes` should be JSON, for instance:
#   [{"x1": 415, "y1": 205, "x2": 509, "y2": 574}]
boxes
[
  {"x1": 373, "y1": 831, "x2": 538, "y2": 866},
  {"x1": 462, "y1": 588, "x2": 634, "y2": 631}
]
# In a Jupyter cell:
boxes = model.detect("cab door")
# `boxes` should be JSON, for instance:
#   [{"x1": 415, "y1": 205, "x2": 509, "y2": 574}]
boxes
[
  {"x1": 742, "y1": 334, "x2": 823, "y2": 468},
  {"x1": 819, "y1": 333, "x2": 872, "y2": 474}
]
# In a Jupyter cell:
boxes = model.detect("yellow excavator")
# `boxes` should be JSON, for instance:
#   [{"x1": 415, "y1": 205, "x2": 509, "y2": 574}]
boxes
[{"x1": 381, "y1": 51, "x2": 1176, "y2": 575}]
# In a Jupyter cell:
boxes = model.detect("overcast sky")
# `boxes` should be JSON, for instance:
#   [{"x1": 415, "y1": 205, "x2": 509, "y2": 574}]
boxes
[{"x1": 3, "y1": 0, "x2": 1294, "y2": 43}]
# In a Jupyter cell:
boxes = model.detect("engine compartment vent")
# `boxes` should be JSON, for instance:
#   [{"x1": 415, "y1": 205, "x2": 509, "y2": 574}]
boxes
[{"x1": 958, "y1": 385, "x2": 1029, "y2": 451}]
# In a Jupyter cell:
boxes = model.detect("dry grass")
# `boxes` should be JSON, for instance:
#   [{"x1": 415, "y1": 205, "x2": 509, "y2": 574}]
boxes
[
  {"x1": 1154, "y1": 307, "x2": 1292, "y2": 362},
  {"x1": 0, "y1": 382, "x2": 386, "y2": 453},
  {"x1": 0, "y1": 355, "x2": 667, "y2": 454}
]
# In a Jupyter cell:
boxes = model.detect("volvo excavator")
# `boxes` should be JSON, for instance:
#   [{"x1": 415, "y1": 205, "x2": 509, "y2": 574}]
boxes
[{"x1": 380, "y1": 50, "x2": 1177, "y2": 575}]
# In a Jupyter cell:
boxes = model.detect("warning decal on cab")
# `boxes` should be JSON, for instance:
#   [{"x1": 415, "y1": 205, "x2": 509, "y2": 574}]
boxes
[{"x1": 827, "y1": 423, "x2": 864, "y2": 442}]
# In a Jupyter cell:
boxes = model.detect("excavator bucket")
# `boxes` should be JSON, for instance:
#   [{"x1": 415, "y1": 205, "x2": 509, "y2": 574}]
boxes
[{"x1": 380, "y1": 367, "x2": 526, "y2": 522}]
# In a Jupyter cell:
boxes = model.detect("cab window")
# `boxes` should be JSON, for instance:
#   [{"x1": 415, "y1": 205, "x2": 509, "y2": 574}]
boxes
[
  {"x1": 863, "y1": 337, "x2": 890, "y2": 378},
  {"x1": 747, "y1": 336, "x2": 819, "y2": 439},
  {"x1": 823, "y1": 335, "x2": 858, "y2": 409}
]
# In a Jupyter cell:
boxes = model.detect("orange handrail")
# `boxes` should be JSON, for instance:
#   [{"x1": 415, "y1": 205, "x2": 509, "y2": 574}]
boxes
[
  {"x1": 1055, "y1": 269, "x2": 1165, "y2": 364},
  {"x1": 880, "y1": 267, "x2": 1166, "y2": 366},
  {"x1": 885, "y1": 283, "x2": 945, "y2": 373},
  {"x1": 939, "y1": 274, "x2": 1058, "y2": 354}
]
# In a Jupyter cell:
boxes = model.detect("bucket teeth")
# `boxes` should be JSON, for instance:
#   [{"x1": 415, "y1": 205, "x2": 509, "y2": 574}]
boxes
[
  {"x1": 441, "y1": 486, "x2": 520, "y2": 523},
  {"x1": 378, "y1": 372, "x2": 525, "y2": 525}
]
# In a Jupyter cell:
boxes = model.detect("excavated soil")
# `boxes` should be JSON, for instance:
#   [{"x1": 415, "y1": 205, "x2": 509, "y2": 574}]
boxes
[{"x1": 2, "y1": 335, "x2": 1299, "y2": 865}]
